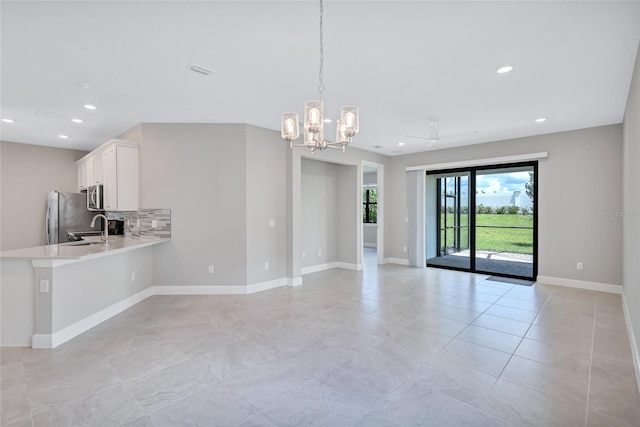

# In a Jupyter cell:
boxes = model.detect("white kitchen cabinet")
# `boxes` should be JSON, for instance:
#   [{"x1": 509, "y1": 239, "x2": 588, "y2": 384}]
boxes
[
  {"x1": 102, "y1": 147, "x2": 117, "y2": 210},
  {"x1": 77, "y1": 160, "x2": 87, "y2": 191},
  {"x1": 77, "y1": 154, "x2": 102, "y2": 191},
  {"x1": 77, "y1": 139, "x2": 139, "y2": 211},
  {"x1": 92, "y1": 155, "x2": 103, "y2": 185}
]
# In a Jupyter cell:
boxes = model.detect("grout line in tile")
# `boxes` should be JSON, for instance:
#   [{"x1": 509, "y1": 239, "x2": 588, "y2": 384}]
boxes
[
  {"x1": 491, "y1": 290, "x2": 554, "y2": 388},
  {"x1": 583, "y1": 300, "x2": 597, "y2": 427}
]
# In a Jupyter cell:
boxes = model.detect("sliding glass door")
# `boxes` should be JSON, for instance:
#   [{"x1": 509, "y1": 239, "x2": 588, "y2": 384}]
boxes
[
  {"x1": 426, "y1": 172, "x2": 470, "y2": 270},
  {"x1": 426, "y1": 162, "x2": 537, "y2": 280}
]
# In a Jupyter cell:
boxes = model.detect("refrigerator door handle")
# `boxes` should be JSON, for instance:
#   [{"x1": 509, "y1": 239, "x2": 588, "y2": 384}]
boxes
[{"x1": 45, "y1": 204, "x2": 50, "y2": 245}]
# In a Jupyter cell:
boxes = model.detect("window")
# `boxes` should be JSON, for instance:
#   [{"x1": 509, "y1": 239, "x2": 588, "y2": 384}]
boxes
[{"x1": 363, "y1": 187, "x2": 377, "y2": 223}]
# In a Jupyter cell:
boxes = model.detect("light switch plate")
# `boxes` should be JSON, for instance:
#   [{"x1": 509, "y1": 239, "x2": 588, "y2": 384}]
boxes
[
  {"x1": 151, "y1": 220, "x2": 158, "y2": 228},
  {"x1": 39, "y1": 280, "x2": 49, "y2": 293},
  {"x1": 268, "y1": 219, "x2": 275, "y2": 227}
]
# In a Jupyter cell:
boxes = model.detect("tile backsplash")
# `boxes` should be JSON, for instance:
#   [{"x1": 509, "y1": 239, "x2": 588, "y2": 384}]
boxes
[{"x1": 108, "y1": 209, "x2": 171, "y2": 238}]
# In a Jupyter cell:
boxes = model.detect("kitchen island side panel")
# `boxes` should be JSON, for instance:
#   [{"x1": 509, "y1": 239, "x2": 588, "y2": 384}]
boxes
[
  {"x1": 0, "y1": 259, "x2": 35, "y2": 346},
  {"x1": 50, "y1": 247, "x2": 153, "y2": 333}
]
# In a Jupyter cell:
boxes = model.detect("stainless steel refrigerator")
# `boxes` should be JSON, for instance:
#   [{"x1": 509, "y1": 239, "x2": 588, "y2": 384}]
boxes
[{"x1": 46, "y1": 191, "x2": 100, "y2": 244}]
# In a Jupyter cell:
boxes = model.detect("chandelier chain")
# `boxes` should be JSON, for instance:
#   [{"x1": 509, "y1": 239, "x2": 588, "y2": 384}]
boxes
[{"x1": 318, "y1": 0, "x2": 325, "y2": 96}]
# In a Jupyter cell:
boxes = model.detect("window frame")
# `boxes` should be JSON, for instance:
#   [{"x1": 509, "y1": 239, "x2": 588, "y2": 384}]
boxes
[{"x1": 363, "y1": 187, "x2": 378, "y2": 224}]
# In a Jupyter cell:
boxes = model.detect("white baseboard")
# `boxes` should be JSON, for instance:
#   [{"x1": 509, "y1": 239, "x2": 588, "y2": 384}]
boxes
[
  {"x1": 246, "y1": 277, "x2": 290, "y2": 294},
  {"x1": 32, "y1": 287, "x2": 153, "y2": 349},
  {"x1": 364, "y1": 243, "x2": 377, "y2": 248},
  {"x1": 384, "y1": 257, "x2": 409, "y2": 266},
  {"x1": 301, "y1": 262, "x2": 359, "y2": 275},
  {"x1": 334, "y1": 262, "x2": 359, "y2": 271},
  {"x1": 622, "y1": 292, "x2": 640, "y2": 395},
  {"x1": 152, "y1": 285, "x2": 247, "y2": 295},
  {"x1": 33, "y1": 276, "x2": 297, "y2": 349},
  {"x1": 153, "y1": 276, "x2": 295, "y2": 295},
  {"x1": 31, "y1": 334, "x2": 53, "y2": 349},
  {"x1": 536, "y1": 275, "x2": 623, "y2": 294}
]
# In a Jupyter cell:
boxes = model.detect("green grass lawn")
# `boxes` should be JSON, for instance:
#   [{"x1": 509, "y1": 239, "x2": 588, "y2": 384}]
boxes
[{"x1": 440, "y1": 213, "x2": 533, "y2": 254}]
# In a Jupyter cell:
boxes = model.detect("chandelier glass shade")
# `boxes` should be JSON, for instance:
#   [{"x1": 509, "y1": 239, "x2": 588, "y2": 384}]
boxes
[{"x1": 280, "y1": 0, "x2": 359, "y2": 153}]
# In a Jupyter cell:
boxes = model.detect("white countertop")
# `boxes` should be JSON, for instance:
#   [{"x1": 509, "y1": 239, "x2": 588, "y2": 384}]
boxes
[{"x1": 0, "y1": 235, "x2": 170, "y2": 261}]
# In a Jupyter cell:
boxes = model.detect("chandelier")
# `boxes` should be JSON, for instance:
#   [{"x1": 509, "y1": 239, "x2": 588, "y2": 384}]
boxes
[{"x1": 280, "y1": 0, "x2": 359, "y2": 153}]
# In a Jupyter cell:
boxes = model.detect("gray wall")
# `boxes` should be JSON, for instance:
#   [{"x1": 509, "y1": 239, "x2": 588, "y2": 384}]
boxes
[
  {"x1": 245, "y1": 125, "x2": 287, "y2": 284},
  {"x1": 137, "y1": 123, "x2": 249, "y2": 286},
  {"x1": 387, "y1": 125, "x2": 623, "y2": 286},
  {"x1": 623, "y1": 43, "x2": 640, "y2": 365},
  {"x1": 301, "y1": 158, "x2": 340, "y2": 267},
  {"x1": 338, "y1": 165, "x2": 358, "y2": 265},
  {"x1": 300, "y1": 159, "x2": 359, "y2": 268},
  {"x1": 363, "y1": 225, "x2": 377, "y2": 246},
  {"x1": 291, "y1": 147, "x2": 388, "y2": 278},
  {"x1": 0, "y1": 141, "x2": 87, "y2": 250},
  {"x1": 135, "y1": 123, "x2": 288, "y2": 287},
  {"x1": 363, "y1": 171, "x2": 377, "y2": 186}
]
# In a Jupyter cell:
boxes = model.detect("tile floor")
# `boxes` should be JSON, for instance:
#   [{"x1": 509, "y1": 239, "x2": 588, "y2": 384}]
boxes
[{"x1": 1, "y1": 252, "x2": 639, "y2": 426}]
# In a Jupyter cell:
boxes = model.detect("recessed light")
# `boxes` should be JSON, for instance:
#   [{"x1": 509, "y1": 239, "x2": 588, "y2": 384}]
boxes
[
  {"x1": 535, "y1": 117, "x2": 547, "y2": 123},
  {"x1": 71, "y1": 118, "x2": 84, "y2": 123},
  {"x1": 323, "y1": 119, "x2": 332, "y2": 123},
  {"x1": 59, "y1": 134, "x2": 69, "y2": 139},
  {"x1": 497, "y1": 65, "x2": 514, "y2": 74},
  {"x1": 398, "y1": 142, "x2": 406, "y2": 146},
  {"x1": 83, "y1": 104, "x2": 97, "y2": 110},
  {"x1": 1, "y1": 118, "x2": 15, "y2": 123}
]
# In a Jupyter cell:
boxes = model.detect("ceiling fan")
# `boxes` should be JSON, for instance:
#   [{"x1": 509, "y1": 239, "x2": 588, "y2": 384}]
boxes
[{"x1": 402, "y1": 117, "x2": 478, "y2": 149}]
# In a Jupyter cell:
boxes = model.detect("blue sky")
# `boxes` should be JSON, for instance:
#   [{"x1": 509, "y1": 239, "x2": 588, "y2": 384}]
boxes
[
  {"x1": 443, "y1": 172, "x2": 531, "y2": 195},
  {"x1": 476, "y1": 172, "x2": 530, "y2": 194}
]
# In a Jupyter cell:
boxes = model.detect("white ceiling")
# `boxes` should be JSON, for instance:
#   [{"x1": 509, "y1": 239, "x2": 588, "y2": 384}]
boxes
[{"x1": 2, "y1": 1, "x2": 640, "y2": 156}]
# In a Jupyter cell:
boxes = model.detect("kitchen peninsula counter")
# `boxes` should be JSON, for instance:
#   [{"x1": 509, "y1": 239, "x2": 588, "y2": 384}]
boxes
[
  {"x1": 1, "y1": 236, "x2": 170, "y2": 349},
  {"x1": 0, "y1": 235, "x2": 169, "y2": 264}
]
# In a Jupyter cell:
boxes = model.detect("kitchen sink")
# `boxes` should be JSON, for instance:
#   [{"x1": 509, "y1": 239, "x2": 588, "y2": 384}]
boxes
[{"x1": 67, "y1": 241, "x2": 105, "y2": 246}]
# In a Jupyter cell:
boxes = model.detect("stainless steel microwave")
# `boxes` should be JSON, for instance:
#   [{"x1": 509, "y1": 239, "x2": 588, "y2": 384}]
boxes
[{"x1": 87, "y1": 184, "x2": 103, "y2": 211}]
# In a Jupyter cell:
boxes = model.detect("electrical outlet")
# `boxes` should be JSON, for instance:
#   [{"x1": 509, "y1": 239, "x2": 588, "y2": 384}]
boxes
[
  {"x1": 302, "y1": 252, "x2": 306, "y2": 259},
  {"x1": 264, "y1": 262, "x2": 270, "y2": 270},
  {"x1": 318, "y1": 250, "x2": 322, "y2": 257},
  {"x1": 268, "y1": 219, "x2": 275, "y2": 227},
  {"x1": 151, "y1": 220, "x2": 158, "y2": 228},
  {"x1": 131, "y1": 272, "x2": 136, "y2": 281},
  {"x1": 577, "y1": 262, "x2": 583, "y2": 270},
  {"x1": 208, "y1": 265, "x2": 214, "y2": 274},
  {"x1": 136, "y1": 219, "x2": 141, "y2": 227},
  {"x1": 39, "y1": 279, "x2": 49, "y2": 293},
  {"x1": 405, "y1": 216, "x2": 409, "y2": 223},
  {"x1": 403, "y1": 246, "x2": 408, "y2": 252}
]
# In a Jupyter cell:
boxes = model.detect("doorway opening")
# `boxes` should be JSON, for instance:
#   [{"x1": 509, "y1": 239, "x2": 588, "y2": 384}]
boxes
[
  {"x1": 362, "y1": 161, "x2": 384, "y2": 269},
  {"x1": 426, "y1": 162, "x2": 537, "y2": 280}
]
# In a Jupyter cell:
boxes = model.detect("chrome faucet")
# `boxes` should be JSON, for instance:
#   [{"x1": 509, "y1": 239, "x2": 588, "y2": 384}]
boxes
[{"x1": 90, "y1": 214, "x2": 109, "y2": 243}]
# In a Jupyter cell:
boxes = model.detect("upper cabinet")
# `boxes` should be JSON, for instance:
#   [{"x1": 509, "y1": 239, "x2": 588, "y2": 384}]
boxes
[{"x1": 77, "y1": 140, "x2": 139, "y2": 211}]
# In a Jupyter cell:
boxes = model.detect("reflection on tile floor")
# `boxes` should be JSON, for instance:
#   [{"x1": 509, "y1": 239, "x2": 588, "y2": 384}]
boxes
[{"x1": 2, "y1": 253, "x2": 639, "y2": 426}]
